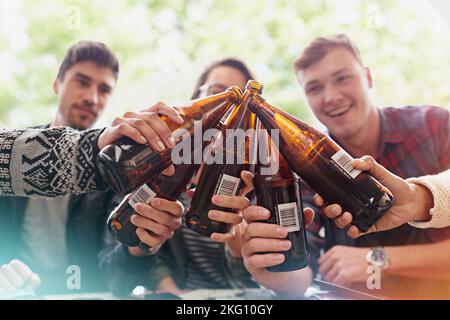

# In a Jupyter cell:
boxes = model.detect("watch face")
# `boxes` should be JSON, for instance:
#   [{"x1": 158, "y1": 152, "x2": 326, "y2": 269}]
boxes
[
  {"x1": 368, "y1": 247, "x2": 388, "y2": 269},
  {"x1": 372, "y1": 248, "x2": 387, "y2": 262}
]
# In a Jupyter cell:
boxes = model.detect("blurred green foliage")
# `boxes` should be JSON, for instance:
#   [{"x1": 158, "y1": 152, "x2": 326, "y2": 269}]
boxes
[{"x1": 0, "y1": 0, "x2": 449, "y2": 128}]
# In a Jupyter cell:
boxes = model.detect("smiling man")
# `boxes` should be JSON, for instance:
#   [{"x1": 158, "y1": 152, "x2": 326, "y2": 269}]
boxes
[
  {"x1": 293, "y1": 34, "x2": 450, "y2": 299},
  {"x1": 237, "y1": 34, "x2": 450, "y2": 300}
]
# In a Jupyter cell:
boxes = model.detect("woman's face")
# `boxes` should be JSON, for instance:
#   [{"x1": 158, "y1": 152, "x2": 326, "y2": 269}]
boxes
[{"x1": 199, "y1": 66, "x2": 249, "y2": 97}]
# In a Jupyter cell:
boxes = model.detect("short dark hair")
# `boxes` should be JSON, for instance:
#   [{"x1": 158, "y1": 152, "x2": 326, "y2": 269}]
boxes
[
  {"x1": 191, "y1": 58, "x2": 255, "y2": 99},
  {"x1": 56, "y1": 40, "x2": 119, "y2": 81},
  {"x1": 293, "y1": 34, "x2": 363, "y2": 73}
]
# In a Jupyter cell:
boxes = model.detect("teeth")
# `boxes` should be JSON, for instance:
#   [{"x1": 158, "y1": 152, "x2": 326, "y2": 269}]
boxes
[{"x1": 328, "y1": 107, "x2": 350, "y2": 117}]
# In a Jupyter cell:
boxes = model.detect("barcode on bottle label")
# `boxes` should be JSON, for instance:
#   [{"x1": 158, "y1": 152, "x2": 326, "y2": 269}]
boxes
[
  {"x1": 277, "y1": 202, "x2": 300, "y2": 232},
  {"x1": 216, "y1": 174, "x2": 241, "y2": 196},
  {"x1": 128, "y1": 184, "x2": 157, "y2": 207},
  {"x1": 331, "y1": 150, "x2": 361, "y2": 179}
]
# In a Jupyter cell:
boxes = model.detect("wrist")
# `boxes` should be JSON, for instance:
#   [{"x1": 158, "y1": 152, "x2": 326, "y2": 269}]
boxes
[{"x1": 409, "y1": 183, "x2": 434, "y2": 222}]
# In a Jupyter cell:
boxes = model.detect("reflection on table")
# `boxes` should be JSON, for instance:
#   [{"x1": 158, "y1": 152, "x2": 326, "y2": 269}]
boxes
[{"x1": 36, "y1": 279, "x2": 382, "y2": 300}]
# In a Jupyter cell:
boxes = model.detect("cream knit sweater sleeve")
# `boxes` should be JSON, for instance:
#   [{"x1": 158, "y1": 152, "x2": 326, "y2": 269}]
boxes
[{"x1": 407, "y1": 169, "x2": 450, "y2": 229}]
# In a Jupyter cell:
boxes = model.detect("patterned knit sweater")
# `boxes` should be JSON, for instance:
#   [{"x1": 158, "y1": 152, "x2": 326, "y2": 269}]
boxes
[
  {"x1": 0, "y1": 126, "x2": 104, "y2": 197},
  {"x1": 408, "y1": 169, "x2": 450, "y2": 229}
]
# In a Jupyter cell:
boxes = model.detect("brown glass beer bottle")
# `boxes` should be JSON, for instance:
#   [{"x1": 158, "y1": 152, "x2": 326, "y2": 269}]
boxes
[
  {"x1": 185, "y1": 80, "x2": 263, "y2": 236},
  {"x1": 97, "y1": 86, "x2": 242, "y2": 194},
  {"x1": 249, "y1": 95, "x2": 394, "y2": 232},
  {"x1": 107, "y1": 163, "x2": 197, "y2": 250},
  {"x1": 254, "y1": 127, "x2": 308, "y2": 271}
]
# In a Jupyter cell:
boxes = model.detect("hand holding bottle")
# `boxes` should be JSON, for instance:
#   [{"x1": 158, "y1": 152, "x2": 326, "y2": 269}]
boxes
[
  {"x1": 240, "y1": 205, "x2": 314, "y2": 297},
  {"x1": 128, "y1": 198, "x2": 184, "y2": 256},
  {"x1": 316, "y1": 156, "x2": 434, "y2": 238}
]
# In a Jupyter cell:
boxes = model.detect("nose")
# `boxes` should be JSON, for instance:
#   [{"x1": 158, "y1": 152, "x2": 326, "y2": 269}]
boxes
[
  {"x1": 324, "y1": 85, "x2": 344, "y2": 105},
  {"x1": 83, "y1": 86, "x2": 99, "y2": 106}
]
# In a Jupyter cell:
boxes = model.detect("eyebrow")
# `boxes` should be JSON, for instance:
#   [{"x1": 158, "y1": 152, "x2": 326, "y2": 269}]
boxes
[
  {"x1": 304, "y1": 68, "x2": 351, "y2": 88},
  {"x1": 74, "y1": 72, "x2": 113, "y2": 91}
]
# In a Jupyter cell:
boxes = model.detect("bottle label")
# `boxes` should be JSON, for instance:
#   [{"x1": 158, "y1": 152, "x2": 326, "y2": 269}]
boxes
[
  {"x1": 216, "y1": 174, "x2": 241, "y2": 196},
  {"x1": 331, "y1": 150, "x2": 361, "y2": 179},
  {"x1": 128, "y1": 184, "x2": 157, "y2": 207},
  {"x1": 276, "y1": 202, "x2": 300, "y2": 233}
]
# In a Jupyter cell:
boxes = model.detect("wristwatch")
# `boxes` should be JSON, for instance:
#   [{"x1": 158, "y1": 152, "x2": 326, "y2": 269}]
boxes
[{"x1": 365, "y1": 247, "x2": 389, "y2": 271}]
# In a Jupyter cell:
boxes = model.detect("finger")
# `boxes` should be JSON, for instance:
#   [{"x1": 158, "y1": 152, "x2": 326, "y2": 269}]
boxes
[
  {"x1": 332, "y1": 274, "x2": 351, "y2": 288},
  {"x1": 212, "y1": 195, "x2": 250, "y2": 210},
  {"x1": 99, "y1": 123, "x2": 147, "y2": 148},
  {"x1": 335, "y1": 213, "x2": 352, "y2": 229},
  {"x1": 151, "y1": 198, "x2": 184, "y2": 217},
  {"x1": 137, "y1": 111, "x2": 176, "y2": 148},
  {"x1": 121, "y1": 117, "x2": 170, "y2": 152},
  {"x1": 322, "y1": 265, "x2": 340, "y2": 283},
  {"x1": 208, "y1": 210, "x2": 243, "y2": 225},
  {"x1": 131, "y1": 215, "x2": 175, "y2": 239},
  {"x1": 0, "y1": 264, "x2": 24, "y2": 289},
  {"x1": 244, "y1": 222, "x2": 288, "y2": 242},
  {"x1": 242, "y1": 206, "x2": 271, "y2": 224},
  {"x1": 9, "y1": 260, "x2": 33, "y2": 284},
  {"x1": 303, "y1": 207, "x2": 315, "y2": 226},
  {"x1": 29, "y1": 273, "x2": 41, "y2": 289},
  {"x1": 351, "y1": 156, "x2": 399, "y2": 186},
  {"x1": 211, "y1": 232, "x2": 234, "y2": 243},
  {"x1": 133, "y1": 204, "x2": 182, "y2": 230},
  {"x1": 0, "y1": 268, "x2": 17, "y2": 292},
  {"x1": 313, "y1": 194, "x2": 325, "y2": 206},
  {"x1": 144, "y1": 101, "x2": 184, "y2": 124},
  {"x1": 136, "y1": 227, "x2": 167, "y2": 248},
  {"x1": 318, "y1": 256, "x2": 335, "y2": 278},
  {"x1": 242, "y1": 238, "x2": 291, "y2": 257},
  {"x1": 240, "y1": 171, "x2": 254, "y2": 195},
  {"x1": 323, "y1": 204, "x2": 343, "y2": 219},
  {"x1": 245, "y1": 253, "x2": 285, "y2": 269},
  {"x1": 340, "y1": 212, "x2": 353, "y2": 226},
  {"x1": 347, "y1": 225, "x2": 372, "y2": 238}
]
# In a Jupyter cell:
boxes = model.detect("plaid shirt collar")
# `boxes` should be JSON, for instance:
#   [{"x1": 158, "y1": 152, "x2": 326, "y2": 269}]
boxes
[{"x1": 378, "y1": 108, "x2": 407, "y2": 144}]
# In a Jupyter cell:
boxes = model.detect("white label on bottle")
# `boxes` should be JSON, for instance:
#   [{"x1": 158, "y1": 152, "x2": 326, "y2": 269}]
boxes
[
  {"x1": 216, "y1": 174, "x2": 241, "y2": 196},
  {"x1": 277, "y1": 202, "x2": 300, "y2": 233},
  {"x1": 331, "y1": 150, "x2": 361, "y2": 179},
  {"x1": 128, "y1": 184, "x2": 157, "y2": 207}
]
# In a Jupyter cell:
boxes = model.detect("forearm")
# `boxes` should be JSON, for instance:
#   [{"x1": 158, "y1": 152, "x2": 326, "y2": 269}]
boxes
[
  {"x1": 0, "y1": 127, "x2": 105, "y2": 197},
  {"x1": 254, "y1": 267, "x2": 313, "y2": 299},
  {"x1": 407, "y1": 170, "x2": 450, "y2": 229},
  {"x1": 385, "y1": 239, "x2": 450, "y2": 280}
]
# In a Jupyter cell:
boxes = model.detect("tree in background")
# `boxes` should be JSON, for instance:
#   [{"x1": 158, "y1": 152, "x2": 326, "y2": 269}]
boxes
[{"x1": 0, "y1": 0, "x2": 449, "y2": 128}]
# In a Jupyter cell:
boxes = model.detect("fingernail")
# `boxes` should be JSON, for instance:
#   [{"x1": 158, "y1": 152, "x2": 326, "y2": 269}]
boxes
[
  {"x1": 157, "y1": 140, "x2": 165, "y2": 151},
  {"x1": 168, "y1": 136, "x2": 176, "y2": 148},
  {"x1": 139, "y1": 135, "x2": 147, "y2": 144},
  {"x1": 212, "y1": 195, "x2": 222, "y2": 204},
  {"x1": 208, "y1": 211, "x2": 218, "y2": 219},
  {"x1": 177, "y1": 115, "x2": 184, "y2": 123},
  {"x1": 332, "y1": 206, "x2": 340, "y2": 214},
  {"x1": 152, "y1": 198, "x2": 161, "y2": 206},
  {"x1": 260, "y1": 209, "x2": 270, "y2": 219},
  {"x1": 274, "y1": 254, "x2": 284, "y2": 262},
  {"x1": 281, "y1": 241, "x2": 291, "y2": 249},
  {"x1": 133, "y1": 203, "x2": 141, "y2": 211},
  {"x1": 276, "y1": 227, "x2": 287, "y2": 236}
]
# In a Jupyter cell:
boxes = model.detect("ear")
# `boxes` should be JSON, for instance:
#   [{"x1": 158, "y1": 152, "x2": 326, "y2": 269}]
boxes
[
  {"x1": 53, "y1": 79, "x2": 59, "y2": 94},
  {"x1": 365, "y1": 67, "x2": 374, "y2": 89}
]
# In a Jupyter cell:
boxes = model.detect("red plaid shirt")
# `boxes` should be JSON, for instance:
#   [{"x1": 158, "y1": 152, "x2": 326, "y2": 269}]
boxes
[{"x1": 301, "y1": 105, "x2": 450, "y2": 298}]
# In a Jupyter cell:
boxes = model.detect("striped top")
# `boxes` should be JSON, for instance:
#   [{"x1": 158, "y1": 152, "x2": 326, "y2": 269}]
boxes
[{"x1": 180, "y1": 226, "x2": 231, "y2": 290}]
